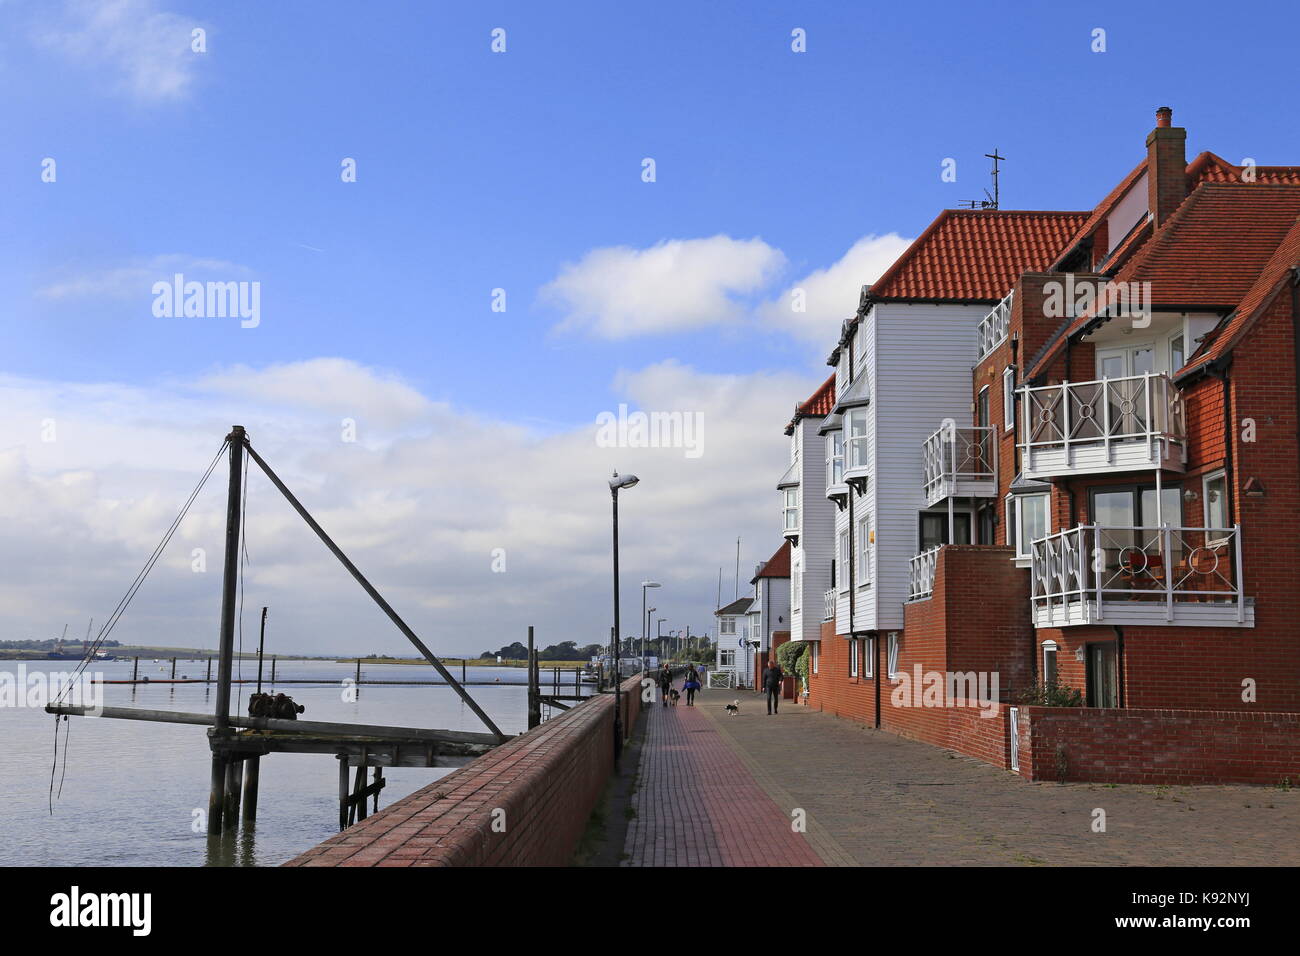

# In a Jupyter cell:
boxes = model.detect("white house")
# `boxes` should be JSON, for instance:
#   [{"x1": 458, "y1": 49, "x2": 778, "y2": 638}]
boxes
[
  {"x1": 713, "y1": 596, "x2": 752, "y2": 684},
  {"x1": 746, "y1": 541, "x2": 792, "y2": 683}
]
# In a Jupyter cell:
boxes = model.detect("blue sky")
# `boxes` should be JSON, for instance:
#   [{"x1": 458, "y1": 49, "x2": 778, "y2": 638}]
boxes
[{"x1": 3, "y1": 1, "x2": 1299, "y2": 653}]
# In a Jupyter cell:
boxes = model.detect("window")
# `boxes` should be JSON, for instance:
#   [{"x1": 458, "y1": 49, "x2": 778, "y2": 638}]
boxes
[
  {"x1": 719, "y1": 649, "x2": 735, "y2": 667},
  {"x1": 846, "y1": 408, "x2": 869, "y2": 471},
  {"x1": 1008, "y1": 494, "x2": 1050, "y2": 559},
  {"x1": 920, "y1": 512, "x2": 970, "y2": 551},
  {"x1": 826, "y1": 431, "x2": 844, "y2": 487},
  {"x1": 1170, "y1": 333, "x2": 1185, "y2": 372},
  {"x1": 720, "y1": 617, "x2": 735, "y2": 635},
  {"x1": 863, "y1": 636, "x2": 874, "y2": 678},
  {"x1": 838, "y1": 530, "x2": 850, "y2": 593},
  {"x1": 857, "y1": 514, "x2": 872, "y2": 586},
  {"x1": 887, "y1": 632, "x2": 900, "y2": 678},
  {"x1": 1002, "y1": 367, "x2": 1016, "y2": 431},
  {"x1": 1042, "y1": 641, "x2": 1059, "y2": 685},
  {"x1": 977, "y1": 386, "x2": 990, "y2": 429},
  {"x1": 812, "y1": 642, "x2": 819, "y2": 675},
  {"x1": 1090, "y1": 485, "x2": 1180, "y2": 527},
  {"x1": 1203, "y1": 470, "x2": 1228, "y2": 534},
  {"x1": 783, "y1": 488, "x2": 799, "y2": 531},
  {"x1": 849, "y1": 638, "x2": 858, "y2": 677},
  {"x1": 791, "y1": 562, "x2": 801, "y2": 612}
]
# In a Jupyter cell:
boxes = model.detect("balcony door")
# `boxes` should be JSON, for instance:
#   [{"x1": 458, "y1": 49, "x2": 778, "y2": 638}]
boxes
[
  {"x1": 1096, "y1": 345, "x2": 1155, "y2": 379},
  {"x1": 1086, "y1": 643, "x2": 1119, "y2": 708},
  {"x1": 920, "y1": 512, "x2": 970, "y2": 551},
  {"x1": 1090, "y1": 485, "x2": 1183, "y2": 592}
]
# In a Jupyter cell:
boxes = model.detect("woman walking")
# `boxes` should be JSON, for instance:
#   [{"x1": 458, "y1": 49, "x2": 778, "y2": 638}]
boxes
[
  {"x1": 683, "y1": 664, "x2": 700, "y2": 706},
  {"x1": 658, "y1": 664, "x2": 672, "y2": 707}
]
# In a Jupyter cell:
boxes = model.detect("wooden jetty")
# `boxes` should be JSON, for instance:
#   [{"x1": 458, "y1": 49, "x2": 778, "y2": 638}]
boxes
[{"x1": 47, "y1": 425, "x2": 515, "y2": 837}]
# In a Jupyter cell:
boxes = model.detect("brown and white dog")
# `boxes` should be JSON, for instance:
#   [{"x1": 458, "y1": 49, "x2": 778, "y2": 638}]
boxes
[{"x1": 724, "y1": 700, "x2": 740, "y2": 716}]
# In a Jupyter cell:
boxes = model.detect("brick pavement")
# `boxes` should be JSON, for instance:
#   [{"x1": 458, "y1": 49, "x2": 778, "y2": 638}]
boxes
[
  {"x1": 627, "y1": 685, "x2": 1300, "y2": 866},
  {"x1": 621, "y1": 680, "x2": 824, "y2": 866}
]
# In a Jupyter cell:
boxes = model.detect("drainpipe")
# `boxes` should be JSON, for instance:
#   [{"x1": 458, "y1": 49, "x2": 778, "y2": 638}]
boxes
[
  {"x1": 1112, "y1": 625, "x2": 1125, "y2": 708},
  {"x1": 874, "y1": 632, "x2": 882, "y2": 729},
  {"x1": 847, "y1": 485, "x2": 856, "y2": 635}
]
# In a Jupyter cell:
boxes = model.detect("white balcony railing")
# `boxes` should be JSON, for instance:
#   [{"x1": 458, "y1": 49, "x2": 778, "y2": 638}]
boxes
[
  {"x1": 1019, "y1": 372, "x2": 1186, "y2": 479},
  {"x1": 922, "y1": 424, "x2": 996, "y2": 506},
  {"x1": 1030, "y1": 525, "x2": 1250, "y2": 627},
  {"x1": 976, "y1": 291, "x2": 1013, "y2": 360},
  {"x1": 823, "y1": 588, "x2": 836, "y2": 622},
  {"x1": 908, "y1": 546, "x2": 940, "y2": 602}
]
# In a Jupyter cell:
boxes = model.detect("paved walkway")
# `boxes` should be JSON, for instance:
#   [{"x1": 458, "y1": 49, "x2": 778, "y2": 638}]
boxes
[
  {"x1": 621, "y1": 681, "x2": 824, "y2": 866},
  {"x1": 624, "y1": 685, "x2": 1300, "y2": 866}
]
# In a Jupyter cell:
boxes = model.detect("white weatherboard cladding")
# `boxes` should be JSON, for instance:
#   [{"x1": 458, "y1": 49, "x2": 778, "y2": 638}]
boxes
[
  {"x1": 793, "y1": 416, "x2": 833, "y2": 641},
  {"x1": 837, "y1": 301, "x2": 989, "y2": 633}
]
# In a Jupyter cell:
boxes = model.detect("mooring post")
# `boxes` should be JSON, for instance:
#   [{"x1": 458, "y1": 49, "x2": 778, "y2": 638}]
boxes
[
  {"x1": 461, "y1": 659, "x2": 466, "y2": 684},
  {"x1": 208, "y1": 425, "x2": 246, "y2": 836},
  {"x1": 241, "y1": 755, "x2": 260, "y2": 825},
  {"x1": 337, "y1": 755, "x2": 349, "y2": 831},
  {"x1": 270, "y1": 655, "x2": 276, "y2": 684},
  {"x1": 205, "y1": 656, "x2": 211, "y2": 683},
  {"x1": 170, "y1": 658, "x2": 177, "y2": 680},
  {"x1": 132, "y1": 657, "x2": 139, "y2": 681},
  {"x1": 256, "y1": 606, "x2": 267, "y2": 693},
  {"x1": 225, "y1": 758, "x2": 243, "y2": 829},
  {"x1": 526, "y1": 626, "x2": 540, "y2": 730},
  {"x1": 355, "y1": 658, "x2": 361, "y2": 685}
]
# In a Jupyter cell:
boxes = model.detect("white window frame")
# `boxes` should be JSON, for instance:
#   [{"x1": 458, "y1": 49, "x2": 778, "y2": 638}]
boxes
[
  {"x1": 791, "y1": 561, "x2": 801, "y2": 612},
  {"x1": 838, "y1": 530, "x2": 850, "y2": 593},
  {"x1": 887, "y1": 632, "x2": 900, "y2": 679},
  {"x1": 1007, "y1": 493, "x2": 1050, "y2": 563},
  {"x1": 1042, "y1": 640, "x2": 1059, "y2": 685},
  {"x1": 848, "y1": 637, "x2": 858, "y2": 677},
  {"x1": 863, "y1": 636, "x2": 874, "y2": 678},
  {"x1": 783, "y1": 487, "x2": 799, "y2": 531},
  {"x1": 812, "y1": 642, "x2": 819, "y2": 675},
  {"x1": 1202, "y1": 470, "x2": 1229, "y2": 544},
  {"x1": 719, "y1": 648, "x2": 736, "y2": 667},
  {"x1": 826, "y1": 431, "x2": 844, "y2": 488},
  {"x1": 857, "y1": 514, "x2": 872, "y2": 587},
  {"x1": 720, "y1": 617, "x2": 735, "y2": 635},
  {"x1": 1002, "y1": 366, "x2": 1016, "y2": 431},
  {"x1": 846, "y1": 407, "x2": 869, "y2": 471}
]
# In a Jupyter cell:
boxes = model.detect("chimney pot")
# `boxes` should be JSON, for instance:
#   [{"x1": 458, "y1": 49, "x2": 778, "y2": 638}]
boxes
[{"x1": 1156, "y1": 106, "x2": 1172, "y2": 128}]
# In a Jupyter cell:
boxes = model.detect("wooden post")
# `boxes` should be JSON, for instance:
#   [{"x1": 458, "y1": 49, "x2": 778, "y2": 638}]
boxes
[
  {"x1": 355, "y1": 658, "x2": 361, "y2": 684},
  {"x1": 270, "y1": 655, "x2": 276, "y2": 684},
  {"x1": 225, "y1": 757, "x2": 243, "y2": 828},
  {"x1": 526, "y1": 626, "x2": 540, "y2": 730},
  {"x1": 132, "y1": 657, "x2": 139, "y2": 682},
  {"x1": 461, "y1": 659, "x2": 466, "y2": 684},
  {"x1": 337, "y1": 755, "x2": 349, "y2": 831},
  {"x1": 205, "y1": 656, "x2": 211, "y2": 683},
  {"x1": 209, "y1": 426, "x2": 245, "y2": 836},
  {"x1": 170, "y1": 658, "x2": 177, "y2": 680},
  {"x1": 373, "y1": 766, "x2": 384, "y2": 815},
  {"x1": 352, "y1": 765, "x2": 367, "y2": 823},
  {"x1": 241, "y1": 755, "x2": 260, "y2": 825}
]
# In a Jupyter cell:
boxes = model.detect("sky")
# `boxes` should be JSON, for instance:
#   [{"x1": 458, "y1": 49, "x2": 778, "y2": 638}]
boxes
[{"x1": 3, "y1": 0, "x2": 1299, "y2": 656}]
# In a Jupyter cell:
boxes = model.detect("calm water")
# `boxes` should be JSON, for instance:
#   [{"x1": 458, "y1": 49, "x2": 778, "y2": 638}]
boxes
[{"x1": 0, "y1": 659, "x2": 589, "y2": 867}]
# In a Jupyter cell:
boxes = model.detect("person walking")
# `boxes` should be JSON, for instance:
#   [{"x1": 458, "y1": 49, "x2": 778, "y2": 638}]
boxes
[
  {"x1": 658, "y1": 664, "x2": 672, "y2": 708},
  {"x1": 762, "y1": 660, "x2": 784, "y2": 715},
  {"x1": 683, "y1": 664, "x2": 700, "y2": 706}
]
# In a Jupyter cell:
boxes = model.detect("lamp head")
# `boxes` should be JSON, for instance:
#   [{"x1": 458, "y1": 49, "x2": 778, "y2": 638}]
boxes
[{"x1": 609, "y1": 471, "x2": 640, "y2": 491}]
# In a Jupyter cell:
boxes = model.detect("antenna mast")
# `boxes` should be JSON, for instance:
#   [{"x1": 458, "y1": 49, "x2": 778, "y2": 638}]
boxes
[{"x1": 961, "y1": 149, "x2": 1005, "y2": 209}]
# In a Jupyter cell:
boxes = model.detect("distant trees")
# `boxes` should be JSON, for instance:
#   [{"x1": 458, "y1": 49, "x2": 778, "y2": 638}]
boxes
[{"x1": 477, "y1": 641, "x2": 603, "y2": 661}]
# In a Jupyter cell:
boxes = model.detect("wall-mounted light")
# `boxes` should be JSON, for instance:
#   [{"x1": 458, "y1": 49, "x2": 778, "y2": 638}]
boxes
[
  {"x1": 1182, "y1": 488, "x2": 1199, "y2": 502},
  {"x1": 1244, "y1": 477, "x2": 1266, "y2": 498}
]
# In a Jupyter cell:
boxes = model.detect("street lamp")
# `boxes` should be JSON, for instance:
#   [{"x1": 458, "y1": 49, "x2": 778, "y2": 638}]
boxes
[
  {"x1": 640, "y1": 581, "x2": 661, "y2": 673},
  {"x1": 609, "y1": 471, "x2": 639, "y2": 760}
]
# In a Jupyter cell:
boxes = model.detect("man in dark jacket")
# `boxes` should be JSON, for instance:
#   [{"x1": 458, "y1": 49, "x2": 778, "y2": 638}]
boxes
[{"x1": 762, "y1": 661, "x2": 784, "y2": 715}]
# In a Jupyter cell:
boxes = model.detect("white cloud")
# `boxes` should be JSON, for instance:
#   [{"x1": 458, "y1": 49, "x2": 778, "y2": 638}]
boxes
[
  {"x1": 758, "y1": 234, "x2": 914, "y2": 344},
  {"x1": 37, "y1": 0, "x2": 206, "y2": 103},
  {"x1": 0, "y1": 360, "x2": 819, "y2": 658},
  {"x1": 37, "y1": 254, "x2": 249, "y2": 301},
  {"x1": 542, "y1": 235, "x2": 786, "y2": 339}
]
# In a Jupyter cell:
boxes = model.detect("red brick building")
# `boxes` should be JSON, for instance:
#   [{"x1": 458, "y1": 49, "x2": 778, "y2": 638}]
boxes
[{"x1": 798, "y1": 108, "x2": 1300, "y2": 784}]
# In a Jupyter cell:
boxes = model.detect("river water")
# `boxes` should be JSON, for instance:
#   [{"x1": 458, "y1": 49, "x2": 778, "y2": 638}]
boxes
[{"x1": 0, "y1": 659, "x2": 591, "y2": 867}]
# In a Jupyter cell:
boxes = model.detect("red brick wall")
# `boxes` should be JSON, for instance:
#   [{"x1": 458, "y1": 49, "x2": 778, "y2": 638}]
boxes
[
  {"x1": 1016, "y1": 706, "x2": 1300, "y2": 785},
  {"x1": 805, "y1": 617, "x2": 876, "y2": 725},
  {"x1": 286, "y1": 674, "x2": 643, "y2": 867}
]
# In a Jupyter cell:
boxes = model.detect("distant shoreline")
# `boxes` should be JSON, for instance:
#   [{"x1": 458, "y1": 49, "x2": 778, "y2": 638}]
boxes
[{"x1": 0, "y1": 648, "x2": 587, "y2": 668}]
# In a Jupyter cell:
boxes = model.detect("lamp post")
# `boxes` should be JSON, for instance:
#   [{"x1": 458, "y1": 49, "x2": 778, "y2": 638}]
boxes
[
  {"x1": 640, "y1": 581, "x2": 661, "y2": 673},
  {"x1": 609, "y1": 471, "x2": 639, "y2": 760}
]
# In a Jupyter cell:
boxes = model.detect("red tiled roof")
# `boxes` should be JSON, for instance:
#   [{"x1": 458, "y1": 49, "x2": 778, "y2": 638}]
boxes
[
  {"x1": 751, "y1": 541, "x2": 791, "y2": 582},
  {"x1": 1051, "y1": 152, "x2": 1300, "y2": 271},
  {"x1": 1180, "y1": 215, "x2": 1300, "y2": 376},
  {"x1": 868, "y1": 209, "x2": 1089, "y2": 302},
  {"x1": 784, "y1": 374, "x2": 835, "y2": 434},
  {"x1": 1027, "y1": 183, "x2": 1300, "y2": 378}
]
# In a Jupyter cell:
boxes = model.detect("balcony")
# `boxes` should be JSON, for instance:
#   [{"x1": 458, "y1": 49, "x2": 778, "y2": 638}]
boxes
[
  {"x1": 1030, "y1": 525, "x2": 1253, "y2": 628},
  {"x1": 908, "y1": 546, "x2": 940, "y2": 602},
  {"x1": 922, "y1": 425, "x2": 996, "y2": 507},
  {"x1": 976, "y1": 291, "x2": 1013, "y2": 361},
  {"x1": 823, "y1": 588, "x2": 836, "y2": 622},
  {"x1": 1018, "y1": 372, "x2": 1186, "y2": 480}
]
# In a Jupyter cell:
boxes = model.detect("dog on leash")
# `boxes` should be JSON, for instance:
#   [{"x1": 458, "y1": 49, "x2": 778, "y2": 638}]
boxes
[
  {"x1": 669, "y1": 688, "x2": 681, "y2": 706},
  {"x1": 724, "y1": 700, "x2": 740, "y2": 716}
]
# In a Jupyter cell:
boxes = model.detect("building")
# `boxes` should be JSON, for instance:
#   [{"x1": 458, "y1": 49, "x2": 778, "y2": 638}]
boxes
[
  {"x1": 746, "y1": 541, "x2": 792, "y2": 689},
  {"x1": 713, "y1": 596, "x2": 753, "y2": 685},
  {"x1": 793, "y1": 107, "x2": 1300, "y2": 785}
]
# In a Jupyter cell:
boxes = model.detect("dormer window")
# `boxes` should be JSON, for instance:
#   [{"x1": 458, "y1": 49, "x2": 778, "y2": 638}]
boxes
[
  {"x1": 846, "y1": 408, "x2": 869, "y2": 474},
  {"x1": 783, "y1": 488, "x2": 799, "y2": 531},
  {"x1": 826, "y1": 431, "x2": 845, "y2": 488}
]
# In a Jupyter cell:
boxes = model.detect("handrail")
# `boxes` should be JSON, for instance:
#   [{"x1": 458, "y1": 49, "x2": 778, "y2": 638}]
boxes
[
  {"x1": 922, "y1": 425, "x2": 995, "y2": 501},
  {"x1": 1018, "y1": 372, "x2": 1186, "y2": 460},
  {"x1": 908, "y1": 546, "x2": 941, "y2": 601}
]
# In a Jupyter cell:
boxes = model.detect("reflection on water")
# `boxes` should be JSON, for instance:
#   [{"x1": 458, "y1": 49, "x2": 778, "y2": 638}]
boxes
[{"x1": 0, "y1": 659, "x2": 579, "y2": 867}]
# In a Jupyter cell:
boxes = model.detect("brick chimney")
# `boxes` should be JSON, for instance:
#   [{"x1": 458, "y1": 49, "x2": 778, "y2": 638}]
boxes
[{"x1": 1146, "y1": 106, "x2": 1187, "y2": 227}]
